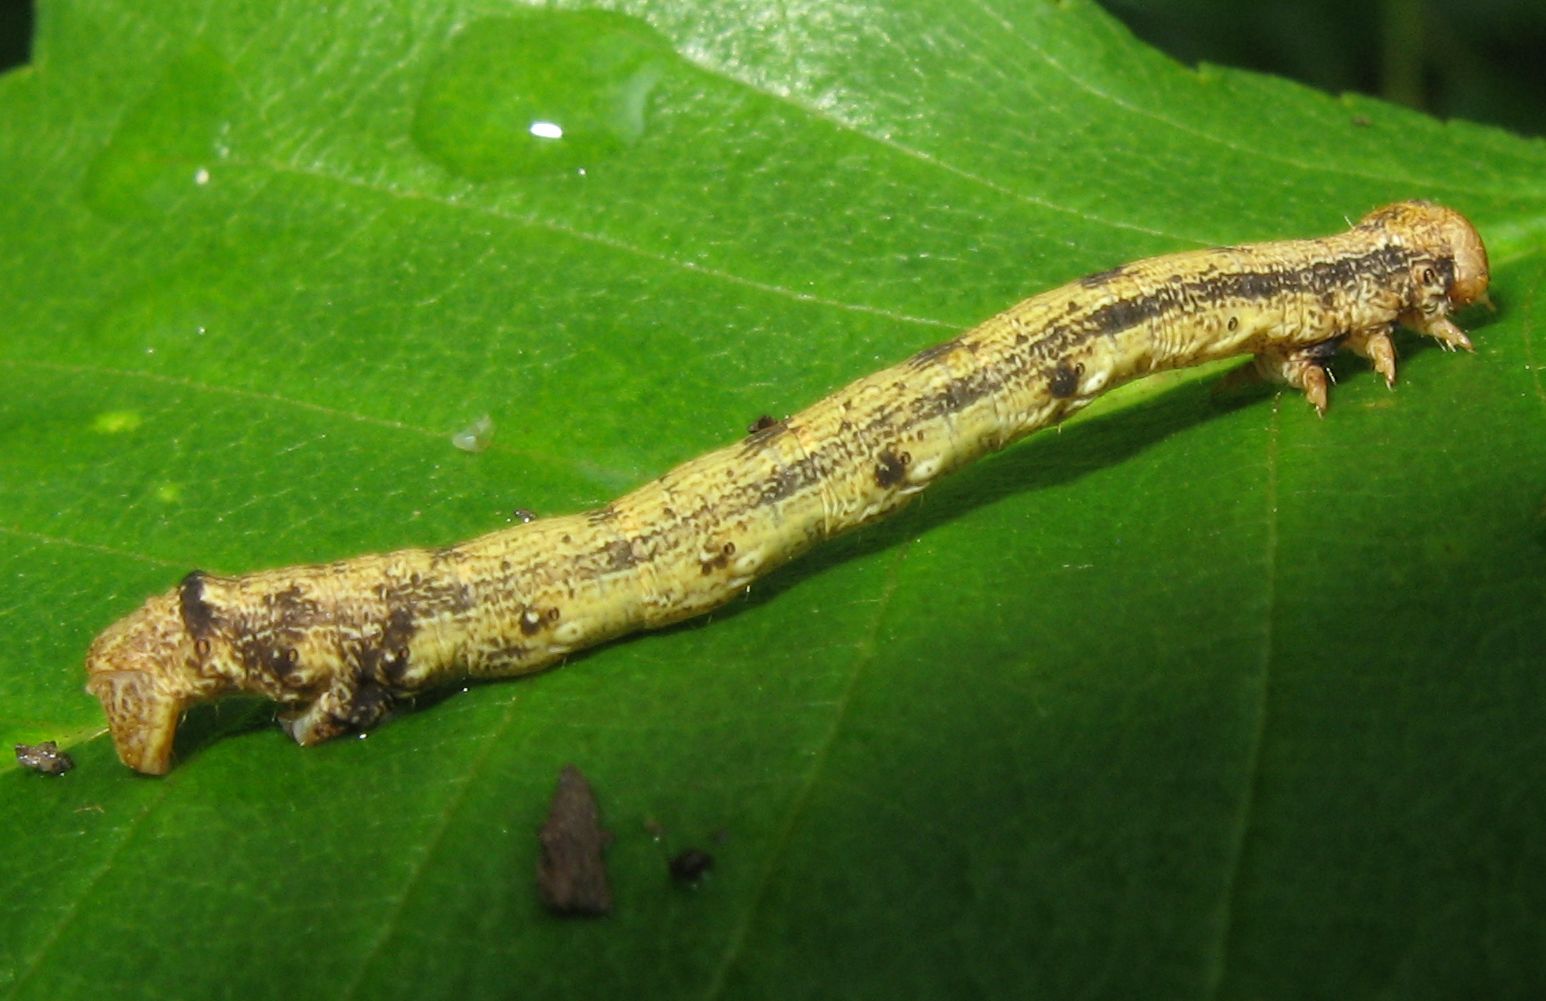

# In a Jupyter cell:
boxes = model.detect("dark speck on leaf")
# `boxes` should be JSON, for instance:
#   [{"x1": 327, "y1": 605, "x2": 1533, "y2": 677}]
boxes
[
  {"x1": 669, "y1": 848, "x2": 715, "y2": 884},
  {"x1": 536, "y1": 764, "x2": 613, "y2": 917}
]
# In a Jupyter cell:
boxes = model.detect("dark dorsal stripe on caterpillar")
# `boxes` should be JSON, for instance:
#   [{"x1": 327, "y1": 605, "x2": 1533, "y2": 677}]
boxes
[{"x1": 86, "y1": 201, "x2": 1491, "y2": 774}]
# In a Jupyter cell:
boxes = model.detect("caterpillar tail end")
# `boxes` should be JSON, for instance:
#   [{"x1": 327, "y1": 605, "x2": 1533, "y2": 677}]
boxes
[{"x1": 85, "y1": 591, "x2": 203, "y2": 775}]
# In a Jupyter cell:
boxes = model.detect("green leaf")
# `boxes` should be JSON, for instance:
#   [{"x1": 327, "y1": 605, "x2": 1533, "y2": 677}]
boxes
[{"x1": 3, "y1": 1, "x2": 1544, "y2": 999}]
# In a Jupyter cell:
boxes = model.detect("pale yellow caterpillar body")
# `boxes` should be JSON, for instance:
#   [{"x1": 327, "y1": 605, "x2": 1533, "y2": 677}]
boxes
[{"x1": 87, "y1": 201, "x2": 1491, "y2": 774}]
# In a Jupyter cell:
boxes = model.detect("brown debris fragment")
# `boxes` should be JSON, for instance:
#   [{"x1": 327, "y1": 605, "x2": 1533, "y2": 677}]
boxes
[
  {"x1": 15, "y1": 741, "x2": 74, "y2": 776},
  {"x1": 536, "y1": 764, "x2": 613, "y2": 916}
]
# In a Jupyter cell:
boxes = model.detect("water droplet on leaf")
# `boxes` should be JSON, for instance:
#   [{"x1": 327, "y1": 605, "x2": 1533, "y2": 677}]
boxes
[
  {"x1": 412, "y1": 11, "x2": 677, "y2": 179},
  {"x1": 452, "y1": 414, "x2": 495, "y2": 452}
]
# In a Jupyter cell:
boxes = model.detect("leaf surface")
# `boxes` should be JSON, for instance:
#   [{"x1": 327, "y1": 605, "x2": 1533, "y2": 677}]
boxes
[{"x1": 2, "y1": 2, "x2": 1544, "y2": 999}]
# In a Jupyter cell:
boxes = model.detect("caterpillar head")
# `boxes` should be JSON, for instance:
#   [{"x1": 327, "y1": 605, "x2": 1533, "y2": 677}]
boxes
[
  {"x1": 1359, "y1": 200, "x2": 1491, "y2": 310},
  {"x1": 85, "y1": 590, "x2": 208, "y2": 775}
]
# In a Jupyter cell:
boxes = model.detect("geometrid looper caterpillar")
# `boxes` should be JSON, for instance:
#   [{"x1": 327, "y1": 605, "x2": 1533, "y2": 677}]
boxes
[{"x1": 87, "y1": 201, "x2": 1491, "y2": 774}]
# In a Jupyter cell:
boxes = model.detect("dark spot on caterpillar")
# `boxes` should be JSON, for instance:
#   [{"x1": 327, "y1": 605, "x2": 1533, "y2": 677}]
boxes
[
  {"x1": 603, "y1": 538, "x2": 637, "y2": 572},
  {"x1": 669, "y1": 848, "x2": 715, "y2": 883},
  {"x1": 1078, "y1": 265, "x2": 1126, "y2": 288},
  {"x1": 178, "y1": 570, "x2": 216, "y2": 638},
  {"x1": 377, "y1": 575, "x2": 475, "y2": 616},
  {"x1": 486, "y1": 640, "x2": 532, "y2": 662},
  {"x1": 1088, "y1": 293, "x2": 1162, "y2": 336},
  {"x1": 537, "y1": 764, "x2": 613, "y2": 917},
  {"x1": 906, "y1": 336, "x2": 961, "y2": 370},
  {"x1": 269, "y1": 583, "x2": 324, "y2": 627},
  {"x1": 1227, "y1": 316, "x2": 1239, "y2": 331},
  {"x1": 15, "y1": 740, "x2": 74, "y2": 776},
  {"x1": 1049, "y1": 361, "x2": 1084, "y2": 398},
  {"x1": 585, "y1": 505, "x2": 617, "y2": 527},
  {"x1": 761, "y1": 463, "x2": 809, "y2": 504},
  {"x1": 946, "y1": 378, "x2": 983, "y2": 410},
  {"x1": 914, "y1": 370, "x2": 996, "y2": 422},
  {"x1": 1422, "y1": 267, "x2": 1436, "y2": 286},
  {"x1": 520, "y1": 606, "x2": 546, "y2": 636},
  {"x1": 741, "y1": 417, "x2": 789, "y2": 454},
  {"x1": 513, "y1": 508, "x2": 538, "y2": 523},
  {"x1": 380, "y1": 606, "x2": 417, "y2": 681},
  {"x1": 338, "y1": 679, "x2": 394, "y2": 729},
  {"x1": 1232, "y1": 272, "x2": 1280, "y2": 301},
  {"x1": 700, "y1": 541, "x2": 735, "y2": 574},
  {"x1": 874, "y1": 448, "x2": 909, "y2": 488}
]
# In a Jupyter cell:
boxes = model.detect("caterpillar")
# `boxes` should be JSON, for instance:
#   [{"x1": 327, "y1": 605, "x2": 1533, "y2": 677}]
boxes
[{"x1": 86, "y1": 201, "x2": 1491, "y2": 774}]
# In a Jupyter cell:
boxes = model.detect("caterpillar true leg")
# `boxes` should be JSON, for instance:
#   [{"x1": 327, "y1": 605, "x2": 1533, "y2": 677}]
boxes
[{"x1": 1345, "y1": 325, "x2": 1400, "y2": 386}]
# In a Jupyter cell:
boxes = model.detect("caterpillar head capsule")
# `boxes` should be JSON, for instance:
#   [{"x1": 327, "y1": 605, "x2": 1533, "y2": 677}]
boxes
[
  {"x1": 1359, "y1": 200, "x2": 1491, "y2": 309},
  {"x1": 85, "y1": 591, "x2": 210, "y2": 775}
]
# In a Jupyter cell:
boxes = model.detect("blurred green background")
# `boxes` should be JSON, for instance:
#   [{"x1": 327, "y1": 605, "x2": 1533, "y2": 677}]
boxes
[{"x1": 8, "y1": 0, "x2": 1544, "y2": 136}]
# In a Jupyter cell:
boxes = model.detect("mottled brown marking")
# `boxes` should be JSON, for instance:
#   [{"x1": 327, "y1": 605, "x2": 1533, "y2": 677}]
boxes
[{"x1": 603, "y1": 538, "x2": 637, "y2": 572}]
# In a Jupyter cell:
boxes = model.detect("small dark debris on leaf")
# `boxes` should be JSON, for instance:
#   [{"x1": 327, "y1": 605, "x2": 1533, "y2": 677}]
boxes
[
  {"x1": 512, "y1": 508, "x2": 538, "y2": 524},
  {"x1": 669, "y1": 848, "x2": 714, "y2": 884},
  {"x1": 536, "y1": 764, "x2": 613, "y2": 917},
  {"x1": 15, "y1": 741, "x2": 74, "y2": 776}
]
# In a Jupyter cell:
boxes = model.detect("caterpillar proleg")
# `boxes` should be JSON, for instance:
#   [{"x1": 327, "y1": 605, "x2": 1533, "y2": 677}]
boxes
[{"x1": 87, "y1": 201, "x2": 1490, "y2": 774}]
